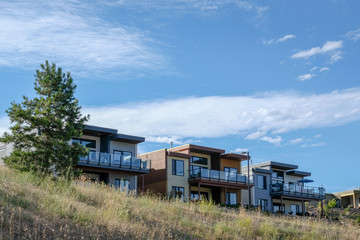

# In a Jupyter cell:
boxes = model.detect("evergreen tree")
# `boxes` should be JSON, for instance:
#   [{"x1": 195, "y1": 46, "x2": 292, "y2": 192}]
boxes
[{"x1": 1, "y1": 61, "x2": 89, "y2": 179}]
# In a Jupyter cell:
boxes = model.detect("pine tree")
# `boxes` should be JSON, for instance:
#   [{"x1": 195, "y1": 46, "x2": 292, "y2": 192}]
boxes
[{"x1": 1, "y1": 61, "x2": 89, "y2": 180}]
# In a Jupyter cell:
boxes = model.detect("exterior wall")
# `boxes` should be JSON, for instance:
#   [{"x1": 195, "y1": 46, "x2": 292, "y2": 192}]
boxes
[
  {"x1": 220, "y1": 158, "x2": 241, "y2": 172},
  {"x1": 109, "y1": 172, "x2": 137, "y2": 192},
  {"x1": 110, "y1": 141, "x2": 137, "y2": 156},
  {"x1": 0, "y1": 143, "x2": 14, "y2": 165},
  {"x1": 252, "y1": 171, "x2": 272, "y2": 211},
  {"x1": 284, "y1": 174, "x2": 303, "y2": 184},
  {"x1": 138, "y1": 149, "x2": 167, "y2": 195},
  {"x1": 166, "y1": 156, "x2": 190, "y2": 200},
  {"x1": 241, "y1": 187, "x2": 255, "y2": 206},
  {"x1": 272, "y1": 199, "x2": 304, "y2": 215},
  {"x1": 190, "y1": 186, "x2": 212, "y2": 196}
]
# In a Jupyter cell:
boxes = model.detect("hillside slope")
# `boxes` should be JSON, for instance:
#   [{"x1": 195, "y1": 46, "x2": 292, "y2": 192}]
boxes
[{"x1": 0, "y1": 166, "x2": 359, "y2": 240}]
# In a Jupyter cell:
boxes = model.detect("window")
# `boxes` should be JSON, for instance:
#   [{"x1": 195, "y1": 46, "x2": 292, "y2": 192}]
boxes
[
  {"x1": 224, "y1": 167, "x2": 238, "y2": 173},
  {"x1": 272, "y1": 170, "x2": 284, "y2": 180},
  {"x1": 172, "y1": 186, "x2": 185, "y2": 201},
  {"x1": 115, "y1": 178, "x2": 131, "y2": 192},
  {"x1": 290, "y1": 204, "x2": 299, "y2": 215},
  {"x1": 191, "y1": 191, "x2": 209, "y2": 201},
  {"x1": 258, "y1": 199, "x2": 268, "y2": 211},
  {"x1": 172, "y1": 159, "x2": 184, "y2": 176},
  {"x1": 191, "y1": 156, "x2": 208, "y2": 165},
  {"x1": 72, "y1": 138, "x2": 96, "y2": 149},
  {"x1": 257, "y1": 175, "x2": 267, "y2": 189},
  {"x1": 226, "y1": 192, "x2": 237, "y2": 205},
  {"x1": 113, "y1": 150, "x2": 133, "y2": 166}
]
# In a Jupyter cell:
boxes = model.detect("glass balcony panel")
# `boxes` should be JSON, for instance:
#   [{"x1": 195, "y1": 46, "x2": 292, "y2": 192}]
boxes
[
  {"x1": 89, "y1": 152, "x2": 98, "y2": 164},
  {"x1": 132, "y1": 158, "x2": 141, "y2": 169},
  {"x1": 113, "y1": 153, "x2": 121, "y2": 165},
  {"x1": 228, "y1": 172, "x2": 237, "y2": 182},
  {"x1": 210, "y1": 170, "x2": 219, "y2": 180},
  {"x1": 121, "y1": 155, "x2": 131, "y2": 168},
  {"x1": 220, "y1": 171, "x2": 227, "y2": 181},
  {"x1": 201, "y1": 169, "x2": 210, "y2": 178},
  {"x1": 99, "y1": 152, "x2": 110, "y2": 165}
]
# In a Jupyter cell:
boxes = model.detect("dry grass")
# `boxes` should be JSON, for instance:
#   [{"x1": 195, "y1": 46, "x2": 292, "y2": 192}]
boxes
[{"x1": 0, "y1": 166, "x2": 359, "y2": 240}]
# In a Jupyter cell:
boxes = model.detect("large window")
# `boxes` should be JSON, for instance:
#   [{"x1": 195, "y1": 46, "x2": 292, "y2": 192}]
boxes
[
  {"x1": 257, "y1": 175, "x2": 267, "y2": 189},
  {"x1": 272, "y1": 170, "x2": 284, "y2": 180},
  {"x1": 258, "y1": 199, "x2": 268, "y2": 211},
  {"x1": 273, "y1": 203, "x2": 283, "y2": 213},
  {"x1": 72, "y1": 138, "x2": 96, "y2": 149},
  {"x1": 226, "y1": 192, "x2": 237, "y2": 205},
  {"x1": 172, "y1": 159, "x2": 184, "y2": 176},
  {"x1": 290, "y1": 204, "x2": 299, "y2": 215},
  {"x1": 113, "y1": 150, "x2": 132, "y2": 165},
  {"x1": 115, "y1": 178, "x2": 131, "y2": 192},
  {"x1": 172, "y1": 186, "x2": 185, "y2": 201},
  {"x1": 191, "y1": 156, "x2": 208, "y2": 165}
]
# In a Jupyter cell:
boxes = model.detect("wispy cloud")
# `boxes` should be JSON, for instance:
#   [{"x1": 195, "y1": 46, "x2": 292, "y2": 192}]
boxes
[
  {"x1": 263, "y1": 34, "x2": 296, "y2": 45},
  {"x1": 82, "y1": 88, "x2": 360, "y2": 142},
  {"x1": 297, "y1": 73, "x2": 315, "y2": 81},
  {"x1": 310, "y1": 66, "x2": 318, "y2": 72},
  {"x1": 260, "y1": 136, "x2": 282, "y2": 145},
  {"x1": 320, "y1": 67, "x2": 330, "y2": 72},
  {"x1": 290, "y1": 137, "x2": 304, "y2": 144},
  {"x1": 0, "y1": 0, "x2": 168, "y2": 77},
  {"x1": 291, "y1": 41, "x2": 343, "y2": 61},
  {"x1": 231, "y1": 148, "x2": 249, "y2": 153},
  {"x1": 345, "y1": 28, "x2": 360, "y2": 42},
  {"x1": 314, "y1": 134, "x2": 322, "y2": 138},
  {"x1": 301, "y1": 142, "x2": 325, "y2": 148}
]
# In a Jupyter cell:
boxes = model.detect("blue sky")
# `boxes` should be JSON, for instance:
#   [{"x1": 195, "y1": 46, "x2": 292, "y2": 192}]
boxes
[{"x1": 0, "y1": 0, "x2": 360, "y2": 192}]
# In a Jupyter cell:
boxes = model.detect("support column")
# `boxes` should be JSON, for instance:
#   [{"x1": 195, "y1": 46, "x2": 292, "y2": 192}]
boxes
[
  {"x1": 353, "y1": 193, "x2": 356, "y2": 208},
  {"x1": 302, "y1": 200, "x2": 305, "y2": 215},
  {"x1": 224, "y1": 187, "x2": 227, "y2": 205},
  {"x1": 320, "y1": 200, "x2": 324, "y2": 217},
  {"x1": 142, "y1": 175, "x2": 144, "y2": 193},
  {"x1": 280, "y1": 196, "x2": 283, "y2": 214},
  {"x1": 198, "y1": 182, "x2": 201, "y2": 200}
]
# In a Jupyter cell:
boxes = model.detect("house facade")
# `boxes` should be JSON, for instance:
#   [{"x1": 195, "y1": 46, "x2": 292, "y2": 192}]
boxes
[
  {"x1": 0, "y1": 125, "x2": 150, "y2": 193},
  {"x1": 241, "y1": 161, "x2": 326, "y2": 214},
  {"x1": 334, "y1": 188, "x2": 360, "y2": 208},
  {"x1": 138, "y1": 144, "x2": 252, "y2": 205},
  {"x1": 74, "y1": 125, "x2": 150, "y2": 193}
]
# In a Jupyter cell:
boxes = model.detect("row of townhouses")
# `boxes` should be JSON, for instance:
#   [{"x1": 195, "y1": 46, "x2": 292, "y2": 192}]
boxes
[{"x1": 0, "y1": 125, "x2": 327, "y2": 215}]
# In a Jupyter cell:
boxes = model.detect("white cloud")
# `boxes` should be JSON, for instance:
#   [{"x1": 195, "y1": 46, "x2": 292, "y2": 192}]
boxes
[
  {"x1": 263, "y1": 34, "x2": 296, "y2": 45},
  {"x1": 301, "y1": 142, "x2": 325, "y2": 148},
  {"x1": 314, "y1": 134, "x2": 322, "y2": 138},
  {"x1": 330, "y1": 51, "x2": 342, "y2": 63},
  {"x1": 146, "y1": 136, "x2": 182, "y2": 145},
  {"x1": 290, "y1": 137, "x2": 304, "y2": 144},
  {"x1": 310, "y1": 66, "x2": 318, "y2": 72},
  {"x1": 297, "y1": 73, "x2": 315, "y2": 81},
  {"x1": 0, "y1": 0, "x2": 167, "y2": 76},
  {"x1": 260, "y1": 136, "x2": 282, "y2": 144},
  {"x1": 231, "y1": 148, "x2": 249, "y2": 153},
  {"x1": 320, "y1": 67, "x2": 330, "y2": 72},
  {"x1": 345, "y1": 28, "x2": 360, "y2": 42},
  {"x1": 291, "y1": 41, "x2": 343, "y2": 60},
  {"x1": 83, "y1": 88, "x2": 360, "y2": 141},
  {"x1": 0, "y1": 117, "x2": 10, "y2": 137}
]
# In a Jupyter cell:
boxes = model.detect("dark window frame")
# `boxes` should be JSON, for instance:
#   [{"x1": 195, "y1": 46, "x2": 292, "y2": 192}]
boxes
[
  {"x1": 258, "y1": 199, "x2": 268, "y2": 211},
  {"x1": 190, "y1": 156, "x2": 208, "y2": 165},
  {"x1": 172, "y1": 159, "x2": 184, "y2": 176},
  {"x1": 257, "y1": 175, "x2": 267, "y2": 189},
  {"x1": 72, "y1": 138, "x2": 96, "y2": 149},
  {"x1": 226, "y1": 192, "x2": 237, "y2": 205},
  {"x1": 172, "y1": 186, "x2": 185, "y2": 200}
]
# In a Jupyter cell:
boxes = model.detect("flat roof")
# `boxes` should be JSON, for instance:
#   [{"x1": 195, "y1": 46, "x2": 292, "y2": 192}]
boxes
[
  {"x1": 251, "y1": 161, "x2": 298, "y2": 170},
  {"x1": 253, "y1": 168, "x2": 272, "y2": 174},
  {"x1": 286, "y1": 170, "x2": 311, "y2": 177},
  {"x1": 110, "y1": 134, "x2": 145, "y2": 144},
  {"x1": 83, "y1": 125, "x2": 118, "y2": 136},
  {"x1": 221, "y1": 153, "x2": 249, "y2": 161},
  {"x1": 170, "y1": 144, "x2": 225, "y2": 154}
]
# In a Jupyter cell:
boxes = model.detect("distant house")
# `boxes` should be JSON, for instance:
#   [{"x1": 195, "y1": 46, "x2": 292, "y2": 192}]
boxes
[
  {"x1": 333, "y1": 188, "x2": 360, "y2": 208},
  {"x1": 138, "y1": 144, "x2": 252, "y2": 205},
  {"x1": 0, "y1": 125, "x2": 151, "y2": 194},
  {"x1": 241, "y1": 161, "x2": 326, "y2": 215}
]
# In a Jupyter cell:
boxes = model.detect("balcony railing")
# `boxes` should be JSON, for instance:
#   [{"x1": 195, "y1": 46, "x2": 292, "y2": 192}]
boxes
[
  {"x1": 270, "y1": 182, "x2": 325, "y2": 199},
  {"x1": 78, "y1": 152, "x2": 150, "y2": 172},
  {"x1": 189, "y1": 168, "x2": 252, "y2": 185}
]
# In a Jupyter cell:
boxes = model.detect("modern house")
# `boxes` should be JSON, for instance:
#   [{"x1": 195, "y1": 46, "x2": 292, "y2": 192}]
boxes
[
  {"x1": 0, "y1": 125, "x2": 151, "y2": 193},
  {"x1": 241, "y1": 161, "x2": 326, "y2": 214},
  {"x1": 333, "y1": 188, "x2": 360, "y2": 208},
  {"x1": 73, "y1": 125, "x2": 150, "y2": 193},
  {"x1": 138, "y1": 144, "x2": 252, "y2": 205}
]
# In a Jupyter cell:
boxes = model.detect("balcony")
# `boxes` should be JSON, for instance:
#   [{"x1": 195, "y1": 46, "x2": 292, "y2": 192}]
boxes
[
  {"x1": 189, "y1": 168, "x2": 252, "y2": 189},
  {"x1": 78, "y1": 152, "x2": 150, "y2": 173},
  {"x1": 270, "y1": 182, "x2": 325, "y2": 200}
]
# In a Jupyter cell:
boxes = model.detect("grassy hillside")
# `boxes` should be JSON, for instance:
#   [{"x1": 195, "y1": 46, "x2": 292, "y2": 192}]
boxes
[{"x1": 0, "y1": 166, "x2": 359, "y2": 240}]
